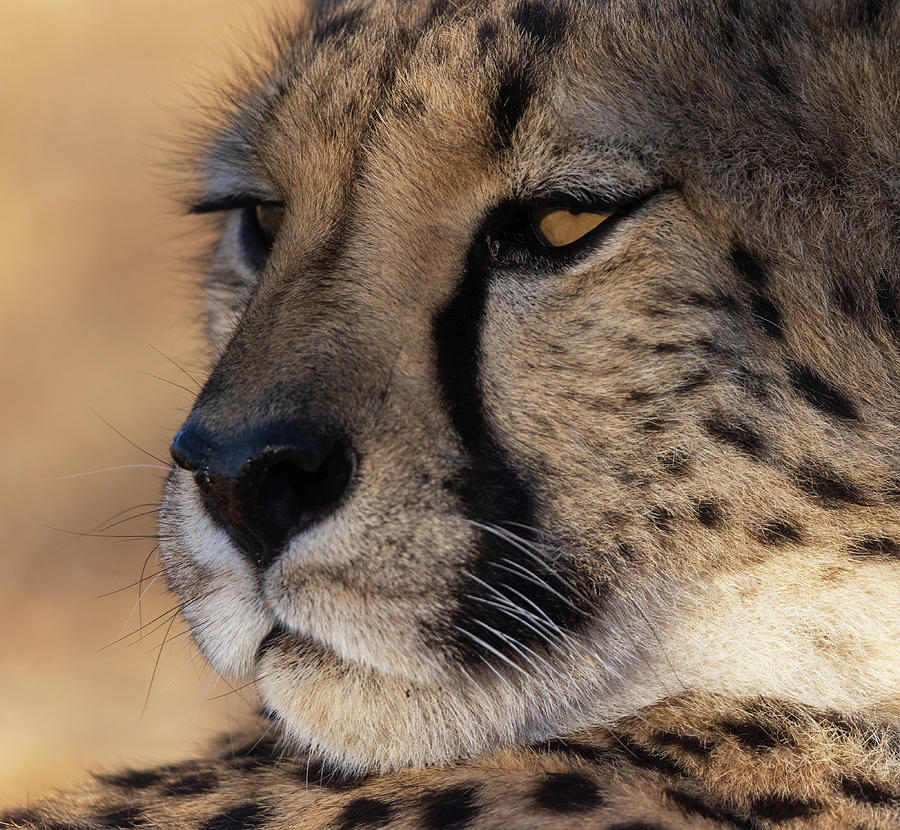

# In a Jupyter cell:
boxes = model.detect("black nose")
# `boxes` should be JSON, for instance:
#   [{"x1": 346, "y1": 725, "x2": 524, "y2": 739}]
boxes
[{"x1": 170, "y1": 422, "x2": 353, "y2": 567}]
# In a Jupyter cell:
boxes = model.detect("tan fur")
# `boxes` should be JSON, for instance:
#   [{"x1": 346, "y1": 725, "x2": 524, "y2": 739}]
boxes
[{"x1": 4, "y1": 0, "x2": 900, "y2": 827}]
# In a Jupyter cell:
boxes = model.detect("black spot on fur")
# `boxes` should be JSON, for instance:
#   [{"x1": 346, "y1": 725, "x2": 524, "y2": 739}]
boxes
[
  {"x1": 703, "y1": 416, "x2": 765, "y2": 459},
  {"x1": 858, "y1": 0, "x2": 888, "y2": 27},
  {"x1": 791, "y1": 461, "x2": 866, "y2": 507},
  {"x1": 336, "y1": 798, "x2": 395, "y2": 830},
  {"x1": 787, "y1": 363, "x2": 860, "y2": 421},
  {"x1": 615, "y1": 736, "x2": 687, "y2": 778},
  {"x1": 606, "y1": 824, "x2": 668, "y2": 830},
  {"x1": 756, "y1": 517, "x2": 805, "y2": 546},
  {"x1": 492, "y1": 67, "x2": 533, "y2": 151},
  {"x1": 875, "y1": 271, "x2": 900, "y2": 335},
  {"x1": 649, "y1": 505, "x2": 674, "y2": 532},
  {"x1": 299, "y1": 758, "x2": 367, "y2": 789},
  {"x1": 665, "y1": 789, "x2": 756, "y2": 830},
  {"x1": 314, "y1": 10, "x2": 361, "y2": 43},
  {"x1": 0, "y1": 809, "x2": 38, "y2": 825},
  {"x1": 511, "y1": 0, "x2": 568, "y2": 47},
  {"x1": 840, "y1": 776, "x2": 898, "y2": 805},
  {"x1": 750, "y1": 293, "x2": 783, "y2": 337},
  {"x1": 96, "y1": 805, "x2": 146, "y2": 827},
  {"x1": 750, "y1": 794, "x2": 822, "y2": 821},
  {"x1": 476, "y1": 19, "x2": 498, "y2": 52},
  {"x1": 674, "y1": 368, "x2": 712, "y2": 394},
  {"x1": 848, "y1": 536, "x2": 900, "y2": 560},
  {"x1": 532, "y1": 739, "x2": 611, "y2": 764},
  {"x1": 694, "y1": 499, "x2": 725, "y2": 529},
  {"x1": 533, "y1": 772, "x2": 603, "y2": 813},
  {"x1": 652, "y1": 342, "x2": 685, "y2": 353},
  {"x1": 420, "y1": 785, "x2": 482, "y2": 829},
  {"x1": 640, "y1": 415, "x2": 669, "y2": 432},
  {"x1": 658, "y1": 448, "x2": 690, "y2": 476},
  {"x1": 95, "y1": 769, "x2": 163, "y2": 790},
  {"x1": 731, "y1": 245, "x2": 783, "y2": 338},
  {"x1": 160, "y1": 772, "x2": 219, "y2": 797},
  {"x1": 199, "y1": 804, "x2": 268, "y2": 830},
  {"x1": 731, "y1": 244, "x2": 767, "y2": 288},
  {"x1": 719, "y1": 720, "x2": 779, "y2": 750},
  {"x1": 653, "y1": 730, "x2": 714, "y2": 759},
  {"x1": 685, "y1": 292, "x2": 742, "y2": 314},
  {"x1": 758, "y1": 60, "x2": 791, "y2": 95}
]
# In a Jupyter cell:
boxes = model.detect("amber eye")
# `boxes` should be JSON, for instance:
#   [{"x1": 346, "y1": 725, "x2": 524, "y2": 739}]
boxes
[
  {"x1": 531, "y1": 207, "x2": 612, "y2": 248},
  {"x1": 255, "y1": 203, "x2": 285, "y2": 245}
]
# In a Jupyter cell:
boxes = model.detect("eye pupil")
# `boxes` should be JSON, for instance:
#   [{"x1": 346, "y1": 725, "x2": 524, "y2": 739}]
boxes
[
  {"x1": 532, "y1": 208, "x2": 612, "y2": 248},
  {"x1": 255, "y1": 203, "x2": 285, "y2": 244}
]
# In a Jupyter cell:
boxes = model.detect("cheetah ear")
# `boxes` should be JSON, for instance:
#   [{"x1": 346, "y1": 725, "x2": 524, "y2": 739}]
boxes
[{"x1": 532, "y1": 208, "x2": 612, "y2": 248}]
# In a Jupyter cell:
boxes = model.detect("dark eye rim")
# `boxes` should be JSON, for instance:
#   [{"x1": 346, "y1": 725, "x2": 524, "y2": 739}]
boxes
[
  {"x1": 483, "y1": 189, "x2": 664, "y2": 270},
  {"x1": 188, "y1": 195, "x2": 286, "y2": 271}
]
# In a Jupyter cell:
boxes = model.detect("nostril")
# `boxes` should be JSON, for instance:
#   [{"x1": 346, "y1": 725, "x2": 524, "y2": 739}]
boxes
[{"x1": 242, "y1": 444, "x2": 354, "y2": 565}]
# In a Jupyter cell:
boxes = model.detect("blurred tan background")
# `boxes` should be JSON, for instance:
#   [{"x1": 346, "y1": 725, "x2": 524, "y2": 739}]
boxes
[{"x1": 0, "y1": 0, "x2": 281, "y2": 804}]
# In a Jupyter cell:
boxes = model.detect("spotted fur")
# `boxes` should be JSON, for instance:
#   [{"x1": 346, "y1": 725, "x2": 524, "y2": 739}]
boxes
[{"x1": 5, "y1": 0, "x2": 899, "y2": 827}]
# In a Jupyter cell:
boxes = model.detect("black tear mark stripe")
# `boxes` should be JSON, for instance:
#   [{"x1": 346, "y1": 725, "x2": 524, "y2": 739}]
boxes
[
  {"x1": 533, "y1": 772, "x2": 604, "y2": 813},
  {"x1": 787, "y1": 363, "x2": 860, "y2": 421},
  {"x1": 336, "y1": 797, "x2": 396, "y2": 830},
  {"x1": 420, "y1": 785, "x2": 483, "y2": 829},
  {"x1": 434, "y1": 221, "x2": 590, "y2": 664},
  {"x1": 730, "y1": 244, "x2": 783, "y2": 338}
]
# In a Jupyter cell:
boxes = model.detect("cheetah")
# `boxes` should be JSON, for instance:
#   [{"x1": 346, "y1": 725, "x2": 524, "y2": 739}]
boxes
[{"x1": 4, "y1": 0, "x2": 900, "y2": 827}]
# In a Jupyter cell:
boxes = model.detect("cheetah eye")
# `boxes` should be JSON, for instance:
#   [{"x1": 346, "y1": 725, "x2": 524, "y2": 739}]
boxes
[
  {"x1": 531, "y1": 207, "x2": 613, "y2": 248},
  {"x1": 239, "y1": 202, "x2": 285, "y2": 270},
  {"x1": 254, "y1": 203, "x2": 285, "y2": 243}
]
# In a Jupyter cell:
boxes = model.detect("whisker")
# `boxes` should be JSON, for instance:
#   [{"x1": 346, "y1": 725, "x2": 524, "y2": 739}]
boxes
[
  {"x1": 141, "y1": 370, "x2": 196, "y2": 395},
  {"x1": 88, "y1": 502, "x2": 160, "y2": 533},
  {"x1": 450, "y1": 624, "x2": 531, "y2": 680},
  {"x1": 95, "y1": 508, "x2": 160, "y2": 535},
  {"x1": 144, "y1": 341, "x2": 203, "y2": 387},
  {"x1": 142, "y1": 612, "x2": 179, "y2": 717},
  {"x1": 89, "y1": 407, "x2": 169, "y2": 466},
  {"x1": 97, "y1": 569, "x2": 164, "y2": 598},
  {"x1": 50, "y1": 464, "x2": 169, "y2": 480}
]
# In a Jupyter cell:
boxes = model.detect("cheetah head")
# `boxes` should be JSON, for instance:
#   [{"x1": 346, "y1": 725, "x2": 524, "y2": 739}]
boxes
[{"x1": 160, "y1": 0, "x2": 900, "y2": 773}]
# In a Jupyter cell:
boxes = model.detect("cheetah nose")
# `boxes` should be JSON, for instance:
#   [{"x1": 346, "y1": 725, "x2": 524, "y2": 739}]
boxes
[{"x1": 170, "y1": 422, "x2": 354, "y2": 568}]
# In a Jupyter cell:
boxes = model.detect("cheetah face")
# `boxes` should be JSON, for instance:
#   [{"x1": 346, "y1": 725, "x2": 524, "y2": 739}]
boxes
[{"x1": 159, "y1": 1, "x2": 900, "y2": 772}]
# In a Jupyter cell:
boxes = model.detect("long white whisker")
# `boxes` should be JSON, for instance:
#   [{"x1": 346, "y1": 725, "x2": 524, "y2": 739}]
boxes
[{"x1": 49, "y1": 464, "x2": 170, "y2": 480}]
